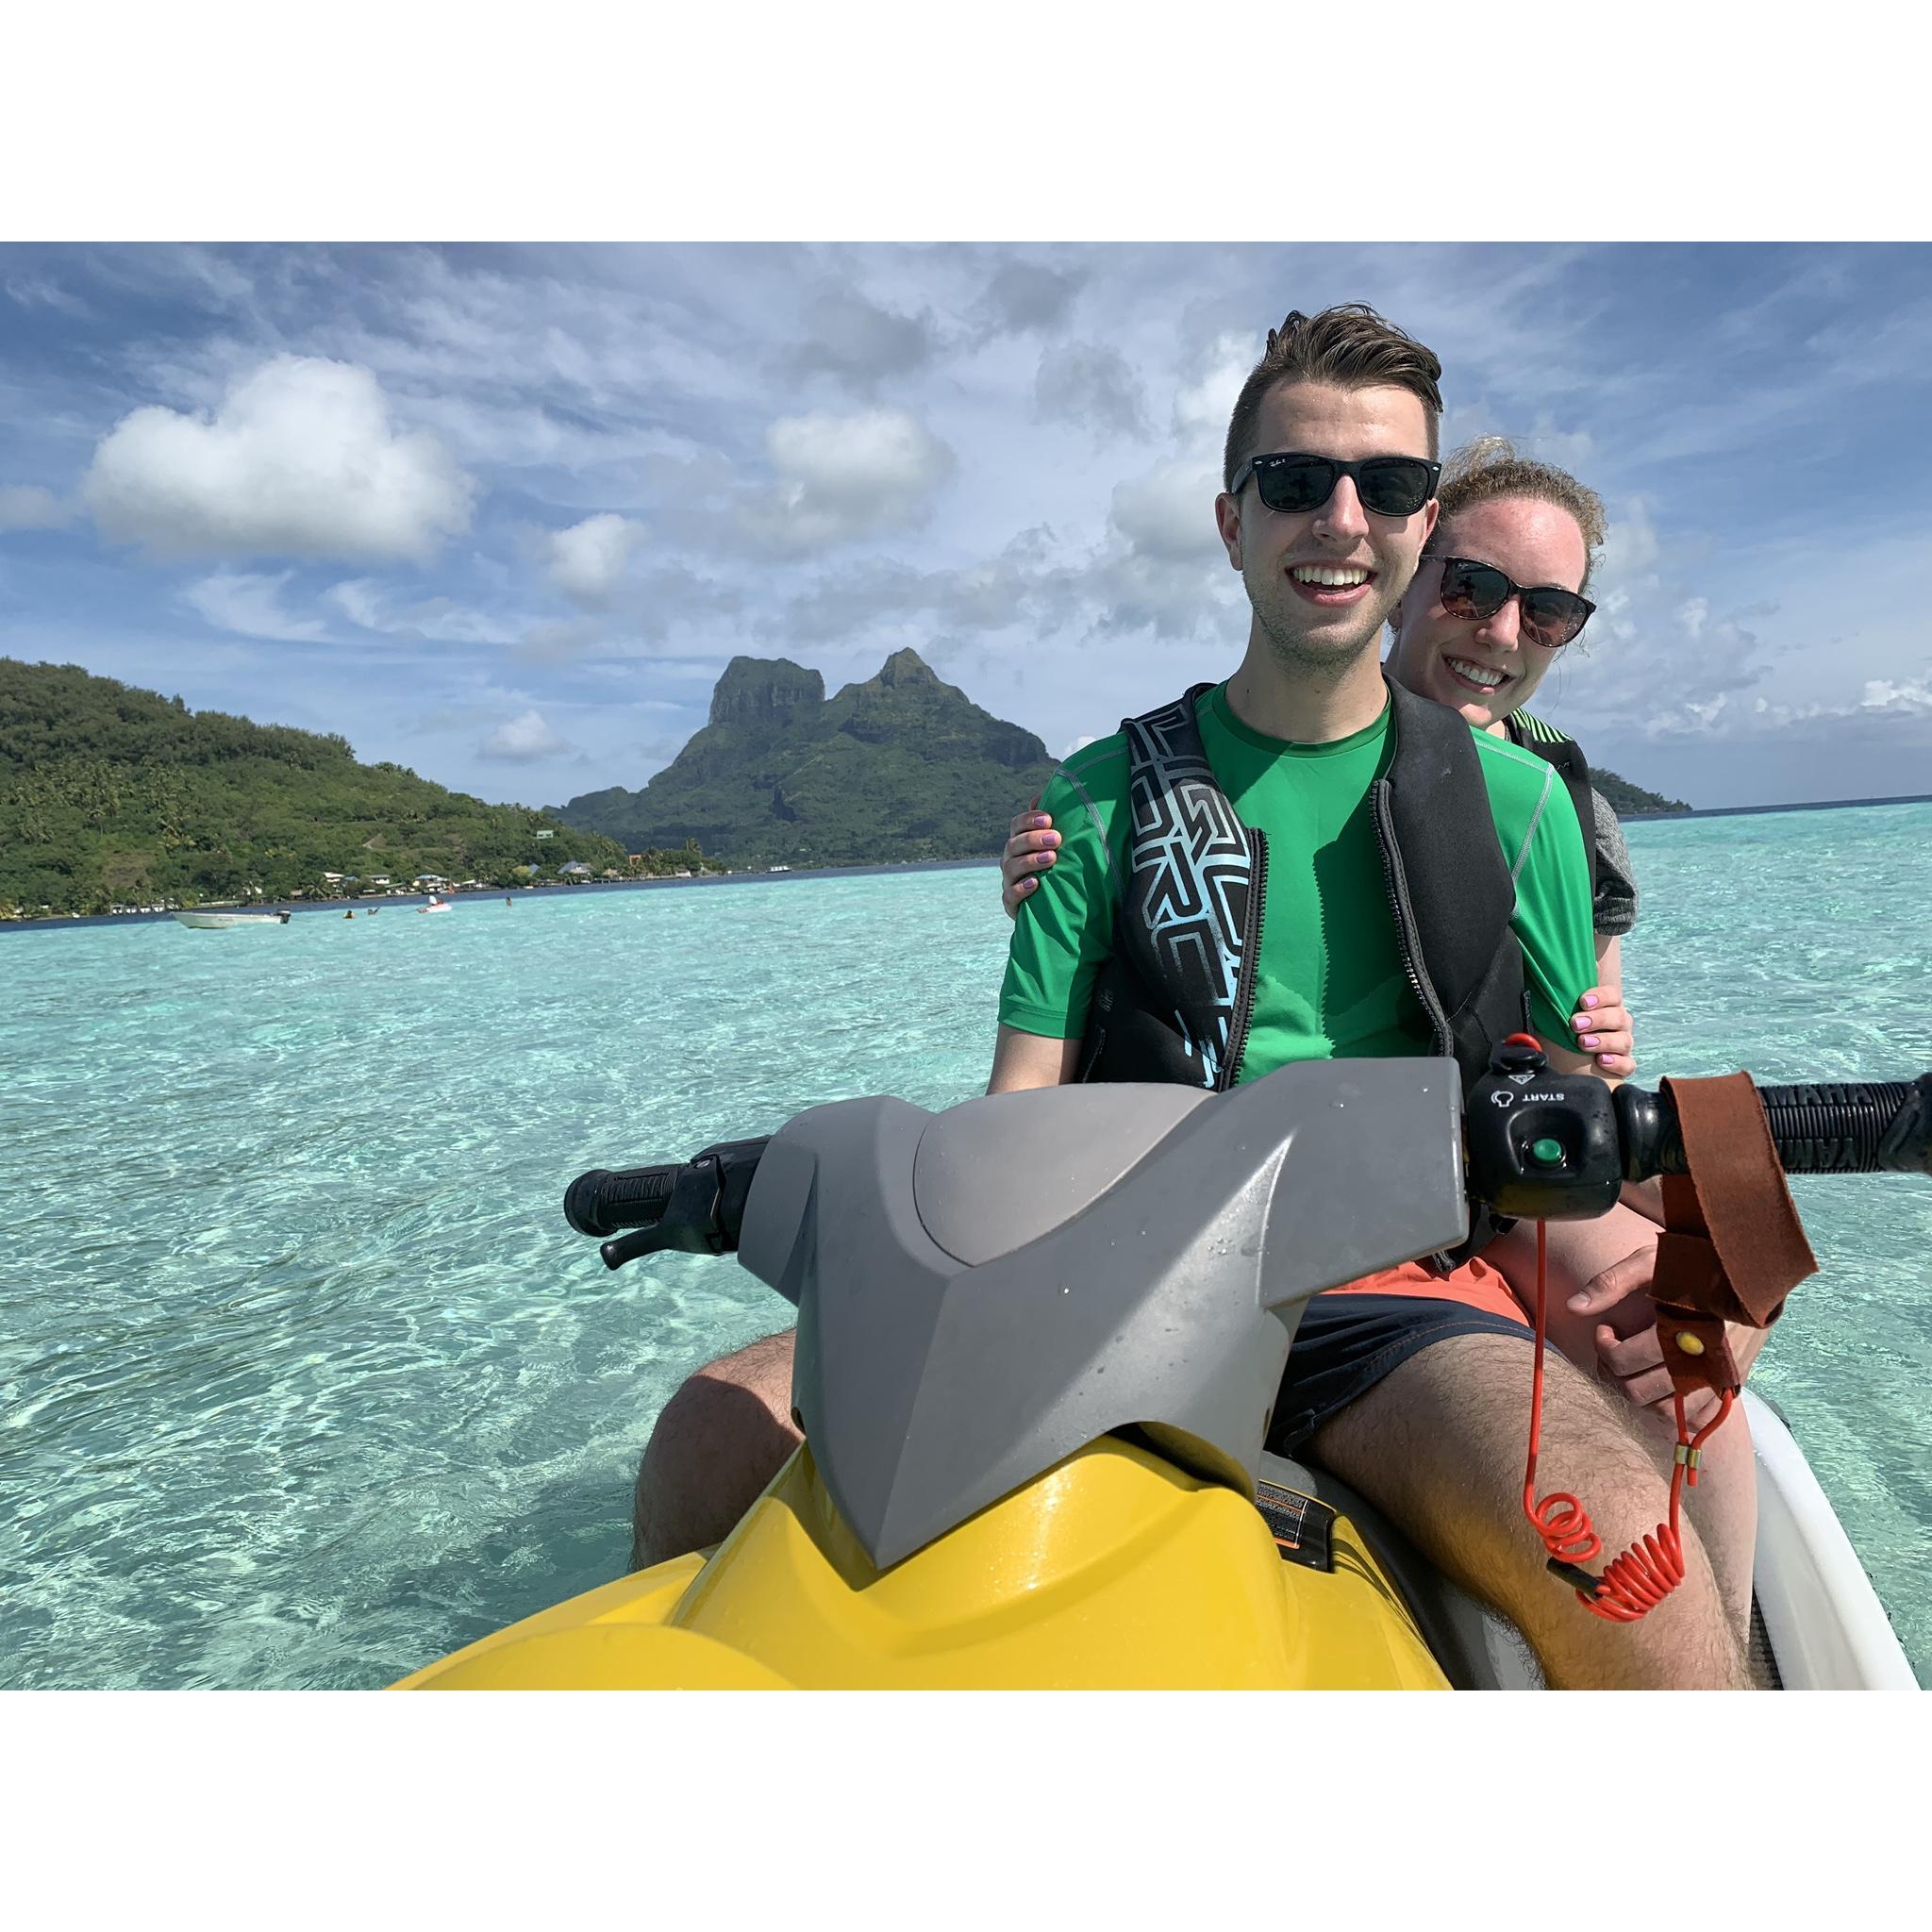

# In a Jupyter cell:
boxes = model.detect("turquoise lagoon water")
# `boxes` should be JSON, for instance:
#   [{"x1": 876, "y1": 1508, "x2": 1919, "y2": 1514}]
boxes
[{"x1": 3, "y1": 808, "x2": 1929, "y2": 1689}]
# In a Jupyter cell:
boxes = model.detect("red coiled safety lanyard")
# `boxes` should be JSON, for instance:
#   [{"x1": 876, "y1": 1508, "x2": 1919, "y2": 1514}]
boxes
[{"x1": 1520, "y1": 1218, "x2": 1735, "y2": 1621}]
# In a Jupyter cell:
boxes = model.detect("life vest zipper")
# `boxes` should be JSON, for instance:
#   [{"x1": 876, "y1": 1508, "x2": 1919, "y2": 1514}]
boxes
[
  {"x1": 1372, "y1": 777, "x2": 1452, "y2": 1059},
  {"x1": 1219, "y1": 827, "x2": 1268, "y2": 1091}
]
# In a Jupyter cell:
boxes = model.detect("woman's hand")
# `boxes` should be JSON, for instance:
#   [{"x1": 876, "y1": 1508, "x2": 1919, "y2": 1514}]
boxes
[
  {"x1": 1002, "y1": 805, "x2": 1058, "y2": 918},
  {"x1": 1570, "y1": 985, "x2": 1636, "y2": 1076}
]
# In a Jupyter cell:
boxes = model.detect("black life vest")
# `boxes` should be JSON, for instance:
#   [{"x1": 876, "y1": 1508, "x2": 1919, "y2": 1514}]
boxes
[
  {"x1": 1505, "y1": 714, "x2": 1599, "y2": 908},
  {"x1": 1074, "y1": 674, "x2": 1532, "y2": 1098}
]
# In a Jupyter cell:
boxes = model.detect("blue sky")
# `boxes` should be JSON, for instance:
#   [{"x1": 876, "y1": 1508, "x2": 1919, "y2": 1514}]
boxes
[{"x1": 2, "y1": 241, "x2": 1928, "y2": 811}]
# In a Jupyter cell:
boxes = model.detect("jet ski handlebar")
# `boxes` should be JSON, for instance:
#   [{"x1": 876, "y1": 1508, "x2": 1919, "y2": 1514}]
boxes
[
  {"x1": 564, "y1": 1137, "x2": 770, "y2": 1268},
  {"x1": 1622, "y1": 1076, "x2": 1932, "y2": 1180},
  {"x1": 567, "y1": 1068, "x2": 1932, "y2": 1269}
]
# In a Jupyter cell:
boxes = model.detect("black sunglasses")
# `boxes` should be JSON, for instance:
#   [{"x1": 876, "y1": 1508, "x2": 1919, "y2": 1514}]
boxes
[
  {"x1": 1432, "y1": 555, "x2": 1595, "y2": 649},
  {"x1": 1229, "y1": 451, "x2": 1441, "y2": 519}
]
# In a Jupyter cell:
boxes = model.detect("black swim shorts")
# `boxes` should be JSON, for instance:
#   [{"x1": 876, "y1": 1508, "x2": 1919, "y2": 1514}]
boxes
[{"x1": 1265, "y1": 1291, "x2": 1537, "y2": 1457}]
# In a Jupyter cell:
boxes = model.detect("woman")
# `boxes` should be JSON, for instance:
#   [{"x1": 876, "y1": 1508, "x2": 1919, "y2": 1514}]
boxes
[
  {"x1": 1001, "y1": 437, "x2": 1639, "y2": 1073},
  {"x1": 997, "y1": 440, "x2": 1762, "y2": 1641}
]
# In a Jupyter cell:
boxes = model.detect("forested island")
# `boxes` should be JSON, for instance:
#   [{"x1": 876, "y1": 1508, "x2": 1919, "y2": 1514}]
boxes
[
  {"x1": 0, "y1": 660, "x2": 671, "y2": 918},
  {"x1": 1591, "y1": 769, "x2": 1690, "y2": 816}
]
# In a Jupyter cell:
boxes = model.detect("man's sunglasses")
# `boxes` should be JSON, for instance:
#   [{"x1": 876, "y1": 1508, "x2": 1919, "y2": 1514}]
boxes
[
  {"x1": 1432, "y1": 555, "x2": 1595, "y2": 650},
  {"x1": 1229, "y1": 452, "x2": 1441, "y2": 519}
]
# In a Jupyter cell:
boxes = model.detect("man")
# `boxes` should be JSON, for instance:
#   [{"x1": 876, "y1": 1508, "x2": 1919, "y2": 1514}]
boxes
[{"x1": 634, "y1": 306, "x2": 1748, "y2": 1690}]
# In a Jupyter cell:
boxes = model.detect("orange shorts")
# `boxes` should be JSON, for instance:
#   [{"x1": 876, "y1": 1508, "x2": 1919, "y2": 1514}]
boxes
[{"x1": 1323, "y1": 1254, "x2": 1529, "y2": 1328}]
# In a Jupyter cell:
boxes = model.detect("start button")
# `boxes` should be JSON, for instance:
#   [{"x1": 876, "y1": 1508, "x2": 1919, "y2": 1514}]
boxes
[{"x1": 1528, "y1": 1137, "x2": 1566, "y2": 1167}]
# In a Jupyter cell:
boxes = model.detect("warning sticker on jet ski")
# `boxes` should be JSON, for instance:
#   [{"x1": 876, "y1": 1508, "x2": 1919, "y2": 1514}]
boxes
[{"x1": 1254, "y1": 1479, "x2": 1336, "y2": 1572}]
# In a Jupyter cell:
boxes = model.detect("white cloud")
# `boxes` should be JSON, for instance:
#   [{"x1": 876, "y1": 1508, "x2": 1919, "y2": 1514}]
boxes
[
  {"x1": 983, "y1": 260, "x2": 1087, "y2": 335},
  {"x1": 182, "y1": 570, "x2": 331, "y2": 642},
  {"x1": 1034, "y1": 341, "x2": 1148, "y2": 441},
  {"x1": 1090, "y1": 542, "x2": 1245, "y2": 642},
  {"x1": 1676, "y1": 595, "x2": 1709, "y2": 640},
  {"x1": 480, "y1": 708, "x2": 574, "y2": 761},
  {"x1": 516, "y1": 616, "x2": 609, "y2": 664},
  {"x1": 4, "y1": 274, "x2": 89, "y2": 317},
  {"x1": 789, "y1": 283, "x2": 940, "y2": 391},
  {"x1": 325, "y1": 577, "x2": 519, "y2": 645},
  {"x1": 1599, "y1": 495, "x2": 1660, "y2": 578},
  {"x1": 1859, "y1": 674, "x2": 1932, "y2": 715},
  {"x1": 0, "y1": 484, "x2": 74, "y2": 530},
  {"x1": 778, "y1": 527, "x2": 1072, "y2": 645},
  {"x1": 546, "y1": 512, "x2": 645, "y2": 608},
  {"x1": 1174, "y1": 330, "x2": 1261, "y2": 452},
  {"x1": 1109, "y1": 459, "x2": 1223, "y2": 565},
  {"x1": 1645, "y1": 691, "x2": 1733, "y2": 734},
  {"x1": 751, "y1": 408, "x2": 956, "y2": 552},
  {"x1": 82, "y1": 355, "x2": 475, "y2": 563}
]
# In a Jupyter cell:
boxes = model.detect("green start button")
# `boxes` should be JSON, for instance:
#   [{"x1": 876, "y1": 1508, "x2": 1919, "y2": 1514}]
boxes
[{"x1": 1528, "y1": 1137, "x2": 1566, "y2": 1167}]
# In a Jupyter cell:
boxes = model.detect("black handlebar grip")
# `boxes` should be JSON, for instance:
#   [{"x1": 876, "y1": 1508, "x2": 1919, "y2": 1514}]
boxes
[
  {"x1": 1755, "y1": 1076, "x2": 1932, "y2": 1176},
  {"x1": 1616, "y1": 1074, "x2": 1932, "y2": 1182},
  {"x1": 564, "y1": 1165, "x2": 680, "y2": 1238}
]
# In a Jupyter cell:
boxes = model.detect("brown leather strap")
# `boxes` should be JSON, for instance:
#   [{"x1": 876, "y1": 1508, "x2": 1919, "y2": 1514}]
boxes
[
  {"x1": 1651, "y1": 1305, "x2": 1741, "y2": 1400},
  {"x1": 1655, "y1": 1073, "x2": 1819, "y2": 1325},
  {"x1": 1649, "y1": 1073, "x2": 1818, "y2": 1401},
  {"x1": 1645, "y1": 1074, "x2": 1807, "y2": 1406}
]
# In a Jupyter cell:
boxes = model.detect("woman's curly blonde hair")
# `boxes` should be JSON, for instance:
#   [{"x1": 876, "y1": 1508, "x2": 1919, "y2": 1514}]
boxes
[{"x1": 1433, "y1": 437, "x2": 1607, "y2": 592}]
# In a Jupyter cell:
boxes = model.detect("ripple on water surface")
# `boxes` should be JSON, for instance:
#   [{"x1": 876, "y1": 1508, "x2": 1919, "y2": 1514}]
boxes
[{"x1": 3, "y1": 818, "x2": 1928, "y2": 1688}]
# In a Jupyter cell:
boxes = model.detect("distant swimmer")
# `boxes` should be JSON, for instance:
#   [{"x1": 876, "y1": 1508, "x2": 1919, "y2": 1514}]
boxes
[
  {"x1": 343, "y1": 910, "x2": 355, "y2": 919},
  {"x1": 505, "y1": 896, "x2": 513, "y2": 907}
]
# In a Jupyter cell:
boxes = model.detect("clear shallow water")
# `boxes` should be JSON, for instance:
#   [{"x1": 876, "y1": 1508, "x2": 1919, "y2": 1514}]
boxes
[{"x1": 3, "y1": 809, "x2": 1928, "y2": 1689}]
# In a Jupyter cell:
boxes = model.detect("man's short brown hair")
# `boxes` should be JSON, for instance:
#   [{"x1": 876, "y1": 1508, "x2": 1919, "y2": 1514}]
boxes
[{"x1": 1223, "y1": 303, "x2": 1444, "y2": 491}]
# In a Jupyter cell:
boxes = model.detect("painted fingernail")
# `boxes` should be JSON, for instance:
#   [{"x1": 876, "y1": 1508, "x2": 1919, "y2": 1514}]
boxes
[
  {"x1": 1021, "y1": 876, "x2": 1036, "y2": 890},
  {"x1": 1581, "y1": 1035, "x2": 1600, "y2": 1049},
  {"x1": 1598, "y1": 1054, "x2": 1617, "y2": 1066},
  {"x1": 1035, "y1": 852, "x2": 1055, "y2": 866},
  {"x1": 1043, "y1": 832, "x2": 1060, "y2": 846},
  {"x1": 1582, "y1": 992, "x2": 1600, "y2": 1008}
]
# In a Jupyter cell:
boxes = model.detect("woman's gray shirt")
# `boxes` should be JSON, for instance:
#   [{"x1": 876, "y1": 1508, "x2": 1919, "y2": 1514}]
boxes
[{"x1": 1590, "y1": 788, "x2": 1639, "y2": 939}]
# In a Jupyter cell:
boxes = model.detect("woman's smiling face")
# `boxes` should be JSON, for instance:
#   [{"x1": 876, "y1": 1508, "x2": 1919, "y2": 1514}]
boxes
[{"x1": 1386, "y1": 493, "x2": 1591, "y2": 730}]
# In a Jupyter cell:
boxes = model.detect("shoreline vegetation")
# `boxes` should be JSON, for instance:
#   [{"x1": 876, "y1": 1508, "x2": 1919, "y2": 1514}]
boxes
[
  {"x1": 11, "y1": 801, "x2": 1931, "y2": 936},
  {"x1": 0, "y1": 858, "x2": 1002, "y2": 932},
  {"x1": 8, "y1": 651, "x2": 1924, "y2": 932},
  {"x1": 1, "y1": 658, "x2": 690, "y2": 922}
]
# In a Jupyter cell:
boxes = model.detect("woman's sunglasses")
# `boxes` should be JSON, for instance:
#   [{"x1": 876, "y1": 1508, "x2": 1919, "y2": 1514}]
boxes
[
  {"x1": 1433, "y1": 555, "x2": 1595, "y2": 650},
  {"x1": 1229, "y1": 452, "x2": 1441, "y2": 519}
]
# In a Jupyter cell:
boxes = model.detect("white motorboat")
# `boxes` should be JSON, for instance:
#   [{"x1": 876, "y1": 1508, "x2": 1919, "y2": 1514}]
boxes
[{"x1": 172, "y1": 909, "x2": 291, "y2": 929}]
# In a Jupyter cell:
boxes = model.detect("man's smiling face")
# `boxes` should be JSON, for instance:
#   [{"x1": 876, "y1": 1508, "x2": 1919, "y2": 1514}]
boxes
[{"x1": 1215, "y1": 379, "x2": 1439, "y2": 675}]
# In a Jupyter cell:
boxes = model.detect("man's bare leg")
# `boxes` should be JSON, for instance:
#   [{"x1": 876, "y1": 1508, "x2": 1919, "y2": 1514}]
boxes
[
  {"x1": 1309, "y1": 1331, "x2": 1749, "y2": 1690},
  {"x1": 1488, "y1": 1212, "x2": 1759, "y2": 1644},
  {"x1": 630, "y1": 1328, "x2": 801, "y2": 1571}
]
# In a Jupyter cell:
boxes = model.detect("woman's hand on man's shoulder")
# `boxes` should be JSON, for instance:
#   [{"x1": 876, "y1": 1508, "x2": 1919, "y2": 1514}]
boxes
[{"x1": 1002, "y1": 800, "x2": 1058, "y2": 918}]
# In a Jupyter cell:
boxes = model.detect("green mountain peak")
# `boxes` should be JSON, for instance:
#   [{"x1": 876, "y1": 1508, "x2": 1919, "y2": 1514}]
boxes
[{"x1": 554, "y1": 649, "x2": 1056, "y2": 866}]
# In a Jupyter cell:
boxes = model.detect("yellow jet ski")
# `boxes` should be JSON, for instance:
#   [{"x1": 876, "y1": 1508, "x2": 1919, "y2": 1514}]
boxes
[{"x1": 395, "y1": 1056, "x2": 1929, "y2": 1690}]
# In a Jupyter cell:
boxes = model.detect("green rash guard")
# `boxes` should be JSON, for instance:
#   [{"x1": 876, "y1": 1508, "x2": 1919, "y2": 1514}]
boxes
[{"x1": 999, "y1": 683, "x2": 1598, "y2": 1080}]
